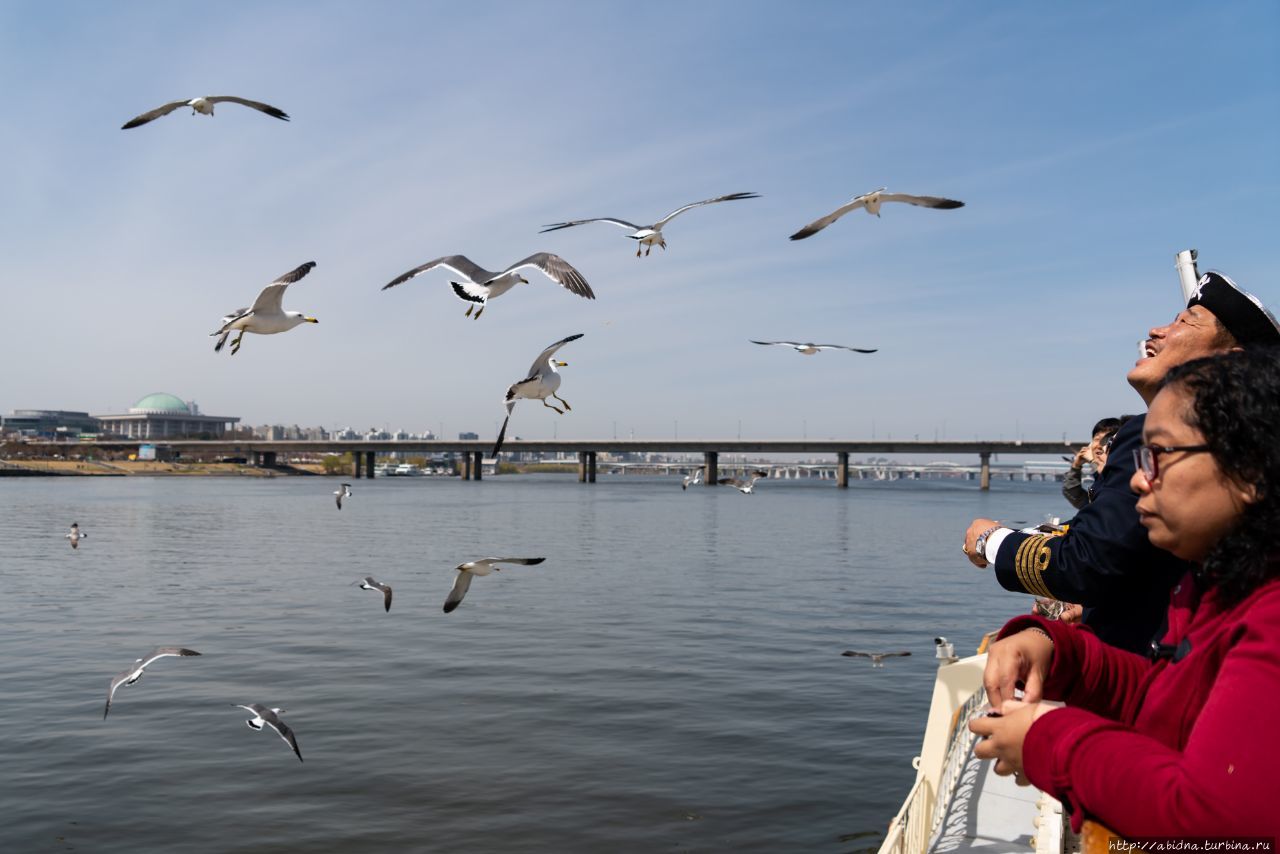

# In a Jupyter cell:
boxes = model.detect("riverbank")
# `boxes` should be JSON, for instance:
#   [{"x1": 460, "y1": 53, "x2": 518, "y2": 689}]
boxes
[
  {"x1": 0, "y1": 458, "x2": 587, "y2": 477},
  {"x1": 0, "y1": 459, "x2": 304, "y2": 477}
]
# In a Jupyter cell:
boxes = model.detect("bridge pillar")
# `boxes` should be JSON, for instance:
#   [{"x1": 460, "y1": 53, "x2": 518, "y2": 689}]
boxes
[
  {"x1": 262, "y1": 451, "x2": 277, "y2": 468},
  {"x1": 462, "y1": 453, "x2": 471, "y2": 480},
  {"x1": 838, "y1": 452, "x2": 849, "y2": 488},
  {"x1": 353, "y1": 452, "x2": 363, "y2": 479},
  {"x1": 473, "y1": 451, "x2": 483, "y2": 481},
  {"x1": 578, "y1": 452, "x2": 587, "y2": 482},
  {"x1": 365, "y1": 452, "x2": 375, "y2": 478},
  {"x1": 979, "y1": 452, "x2": 991, "y2": 491},
  {"x1": 587, "y1": 451, "x2": 597, "y2": 483},
  {"x1": 704, "y1": 451, "x2": 718, "y2": 486}
]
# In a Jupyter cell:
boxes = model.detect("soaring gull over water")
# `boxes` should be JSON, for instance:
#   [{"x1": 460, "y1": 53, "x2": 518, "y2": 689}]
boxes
[
  {"x1": 842, "y1": 650, "x2": 912, "y2": 668},
  {"x1": 789, "y1": 188, "x2": 963, "y2": 240},
  {"x1": 540, "y1": 192, "x2": 760, "y2": 257},
  {"x1": 718, "y1": 471, "x2": 768, "y2": 494},
  {"x1": 493, "y1": 333, "x2": 583, "y2": 456},
  {"x1": 210, "y1": 262, "x2": 318, "y2": 355},
  {"x1": 104, "y1": 647, "x2": 202, "y2": 718},
  {"x1": 381, "y1": 254, "x2": 593, "y2": 319},
  {"x1": 121, "y1": 96, "x2": 289, "y2": 129},
  {"x1": 357, "y1": 576, "x2": 393, "y2": 612},
  {"x1": 232, "y1": 704, "x2": 303, "y2": 762},
  {"x1": 682, "y1": 468, "x2": 703, "y2": 490},
  {"x1": 334, "y1": 483, "x2": 352, "y2": 511},
  {"x1": 444, "y1": 558, "x2": 547, "y2": 614},
  {"x1": 66, "y1": 522, "x2": 86, "y2": 549},
  {"x1": 750, "y1": 340, "x2": 878, "y2": 356}
]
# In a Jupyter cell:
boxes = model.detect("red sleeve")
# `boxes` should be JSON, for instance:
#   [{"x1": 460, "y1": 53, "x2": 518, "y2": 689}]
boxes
[
  {"x1": 1018, "y1": 593, "x2": 1280, "y2": 836},
  {"x1": 997, "y1": 615, "x2": 1151, "y2": 719}
]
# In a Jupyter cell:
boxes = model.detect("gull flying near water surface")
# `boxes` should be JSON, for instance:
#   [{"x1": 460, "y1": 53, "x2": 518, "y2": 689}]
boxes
[
  {"x1": 381, "y1": 254, "x2": 593, "y2": 319},
  {"x1": 750, "y1": 340, "x2": 878, "y2": 356},
  {"x1": 66, "y1": 522, "x2": 86, "y2": 549},
  {"x1": 445, "y1": 557, "x2": 547, "y2": 613},
  {"x1": 718, "y1": 471, "x2": 769, "y2": 494},
  {"x1": 121, "y1": 96, "x2": 289, "y2": 129},
  {"x1": 789, "y1": 188, "x2": 964, "y2": 240},
  {"x1": 232, "y1": 704, "x2": 303, "y2": 762},
  {"x1": 356, "y1": 577, "x2": 393, "y2": 612},
  {"x1": 682, "y1": 469, "x2": 703, "y2": 490},
  {"x1": 334, "y1": 483, "x2": 352, "y2": 510},
  {"x1": 493, "y1": 334, "x2": 583, "y2": 456},
  {"x1": 211, "y1": 262, "x2": 318, "y2": 355},
  {"x1": 104, "y1": 647, "x2": 201, "y2": 718},
  {"x1": 842, "y1": 650, "x2": 912, "y2": 668},
  {"x1": 541, "y1": 192, "x2": 760, "y2": 257}
]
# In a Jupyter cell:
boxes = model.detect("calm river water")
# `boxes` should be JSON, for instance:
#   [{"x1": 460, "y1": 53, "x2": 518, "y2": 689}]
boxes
[{"x1": 0, "y1": 473, "x2": 1069, "y2": 853}]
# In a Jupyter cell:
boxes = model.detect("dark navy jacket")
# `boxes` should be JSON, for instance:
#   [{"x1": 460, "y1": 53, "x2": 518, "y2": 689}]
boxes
[{"x1": 991, "y1": 415, "x2": 1191, "y2": 653}]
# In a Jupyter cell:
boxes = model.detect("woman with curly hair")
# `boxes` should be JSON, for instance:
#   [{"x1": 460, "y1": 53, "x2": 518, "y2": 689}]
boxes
[{"x1": 971, "y1": 348, "x2": 1280, "y2": 835}]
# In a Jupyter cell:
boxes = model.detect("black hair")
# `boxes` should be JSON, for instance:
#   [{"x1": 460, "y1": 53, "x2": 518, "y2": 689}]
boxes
[
  {"x1": 1159, "y1": 348, "x2": 1280, "y2": 606},
  {"x1": 1091, "y1": 417, "x2": 1122, "y2": 436}
]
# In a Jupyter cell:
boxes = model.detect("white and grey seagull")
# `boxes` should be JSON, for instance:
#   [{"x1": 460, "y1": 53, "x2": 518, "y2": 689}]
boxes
[
  {"x1": 121, "y1": 96, "x2": 289, "y2": 129},
  {"x1": 334, "y1": 483, "x2": 352, "y2": 511},
  {"x1": 66, "y1": 522, "x2": 87, "y2": 549},
  {"x1": 842, "y1": 650, "x2": 912, "y2": 668},
  {"x1": 718, "y1": 471, "x2": 769, "y2": 494},
  {"x1": 356, "y1": 576, "x2": 393, "y2": 612},
  {"x1": 541, "y1": 192, "x2": 760, "y2": 257},
  {"x1": 381, "y1": 254, "x2": 593, "y2": 319},
  {"x1": 231, "y1": 704, "x2": 303, "y2": 762},
  {"x1": 750, "y1": 340, "x2": 878, "y2": 356},
  {"x1": 211, "y1": 262, "x2": 318, "y2": 355},
  {"x1": 493, "y1": 333, "x2": 583, "y2": 456},
  {"x1": 682, "y1": 468, "x2": 703, "y2": 490},
  {"x1": 444, "y1": 557, "x2": 546, "y2": 614},
  {"x1": 789, "y1": 188, "x2": 964, "y2": 240},
  {"x1": 104, "y1": 647, "x2": 201, "y2": 718}
]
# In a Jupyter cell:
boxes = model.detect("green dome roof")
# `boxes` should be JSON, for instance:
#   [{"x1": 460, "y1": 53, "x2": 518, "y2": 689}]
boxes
[{"x1": 130, "y1": 392, "x2": 191, "y2": 414}]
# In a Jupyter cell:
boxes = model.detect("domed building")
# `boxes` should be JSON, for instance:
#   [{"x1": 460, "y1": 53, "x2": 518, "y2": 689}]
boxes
[{"x1": 95, "y1": 393, "x2": 240, "y2": 440}]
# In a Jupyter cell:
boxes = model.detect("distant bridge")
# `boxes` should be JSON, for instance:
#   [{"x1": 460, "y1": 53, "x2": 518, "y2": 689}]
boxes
[{"x1": 23, "y1": 439, "x2": 1082, "y2": 490}]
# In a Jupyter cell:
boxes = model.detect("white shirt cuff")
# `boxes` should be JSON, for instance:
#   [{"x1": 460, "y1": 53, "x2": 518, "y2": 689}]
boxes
[{"x1": 984, "y1": 528, "x2": 1014, "y2": 563}]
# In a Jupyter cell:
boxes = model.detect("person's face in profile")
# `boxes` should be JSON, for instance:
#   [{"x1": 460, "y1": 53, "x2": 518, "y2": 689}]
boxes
[{"x1": 1132, "y1": 385, "x2": 1255, "y2": 563}]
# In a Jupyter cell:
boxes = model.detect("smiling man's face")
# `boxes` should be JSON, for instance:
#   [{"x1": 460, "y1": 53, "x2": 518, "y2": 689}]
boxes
[{"x1": 1129, "y1": 305, "x2": 1233, "y2": 404}]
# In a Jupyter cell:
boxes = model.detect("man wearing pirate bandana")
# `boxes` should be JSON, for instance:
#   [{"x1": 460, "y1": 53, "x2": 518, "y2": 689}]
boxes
[{"x1": 962, "y1": 268, "x2": 1280, "y2": 653}]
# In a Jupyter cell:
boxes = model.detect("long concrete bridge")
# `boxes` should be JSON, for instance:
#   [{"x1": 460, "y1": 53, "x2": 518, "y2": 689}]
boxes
[{"x1": 28, "y1": 439, "x2": 1082, "y2": 490}]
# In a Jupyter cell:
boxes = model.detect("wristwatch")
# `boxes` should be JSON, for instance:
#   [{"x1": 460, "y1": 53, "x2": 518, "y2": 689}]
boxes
[{"x1": 973, "y1": 524, "x2": 1003, "y2": 560}]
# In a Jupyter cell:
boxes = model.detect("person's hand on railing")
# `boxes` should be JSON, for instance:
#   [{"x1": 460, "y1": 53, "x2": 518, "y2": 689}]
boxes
[
  {"x1": 983, "y1": 629, "x2": 1053, "y2": 705},
  {"x1": 969, "y1": 699, "x2": 1056, "y2": 783}
]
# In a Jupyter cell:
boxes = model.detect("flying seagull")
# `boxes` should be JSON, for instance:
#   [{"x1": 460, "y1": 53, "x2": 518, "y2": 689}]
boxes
[
  {"x1": 121, "y1": 96, "x2": 289, "y2": 130},
  {"x1": 231, "y1": 704, "x2": 303, "y2": 762},
  {"x1": 718, "y1": 471, "x2": 768, "y2": 494},
  {"x1": 104, "y1": 647, "x2": 201, "y2": 718},
  {"x1": 750, "y1": 340, "x2": 878, "y2": 356},
  {"x1": 682, "y1": 468, "x2": 703, "y2": 490},
  {"x1": 493, "y1": 333, "x2": 583, "y2": 456},
  {"x1": 445, "y1": 557, "x2": 546, "y2": 614},
  {"x1": 66, "y1": 522, "x2": 86, "y2": 549},
  {"x1": 334, "y1": 483, "x2": 352, "y2": 511},
  {"x1": 210, "y1": 262, "x2": 318, "y2": 355},
  {"x1": 789, "y1": 188, "x2": 964, "y2": 240},
  {"x1": 841, "y1": 650, "x2": 912, "y2": 668},
  {"x1": 540, "y1": 192, "x2": 760, "y2": 257},
  {"x1": 357, "y1": 576, "x2": 393, "y2": 612},
  {"x1": 381, "y1": 254, "x2": 593, "y2": 319}
]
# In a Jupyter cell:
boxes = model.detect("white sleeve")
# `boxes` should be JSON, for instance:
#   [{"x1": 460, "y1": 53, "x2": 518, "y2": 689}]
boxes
[{"x1": 983, "y1": 528, "x2": 1014, "y2": 563}]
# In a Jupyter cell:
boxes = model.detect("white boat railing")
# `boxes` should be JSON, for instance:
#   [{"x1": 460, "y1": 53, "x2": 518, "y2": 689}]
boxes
[
  {"x1": 877, "y1": 654, "x2": 988, "y2": 854},
  {"x1": 878, "y1": 649, "x2": 1067, "y2": 854}
]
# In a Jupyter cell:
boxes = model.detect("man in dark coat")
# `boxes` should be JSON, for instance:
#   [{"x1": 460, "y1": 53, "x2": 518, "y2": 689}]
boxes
[{"x1": 962, "y1": 270, "x2": 1280, "y2": 653}]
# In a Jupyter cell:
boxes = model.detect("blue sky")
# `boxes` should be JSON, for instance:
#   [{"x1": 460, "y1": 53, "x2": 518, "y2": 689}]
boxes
[{"x1": 1, "y1": 2, "x2": 1276, "y2": 442}]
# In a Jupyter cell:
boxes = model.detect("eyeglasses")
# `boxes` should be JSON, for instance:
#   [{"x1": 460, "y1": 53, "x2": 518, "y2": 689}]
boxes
[{"x1": 1133, "y1": 443, "x2": 1211, "y2": 482}]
